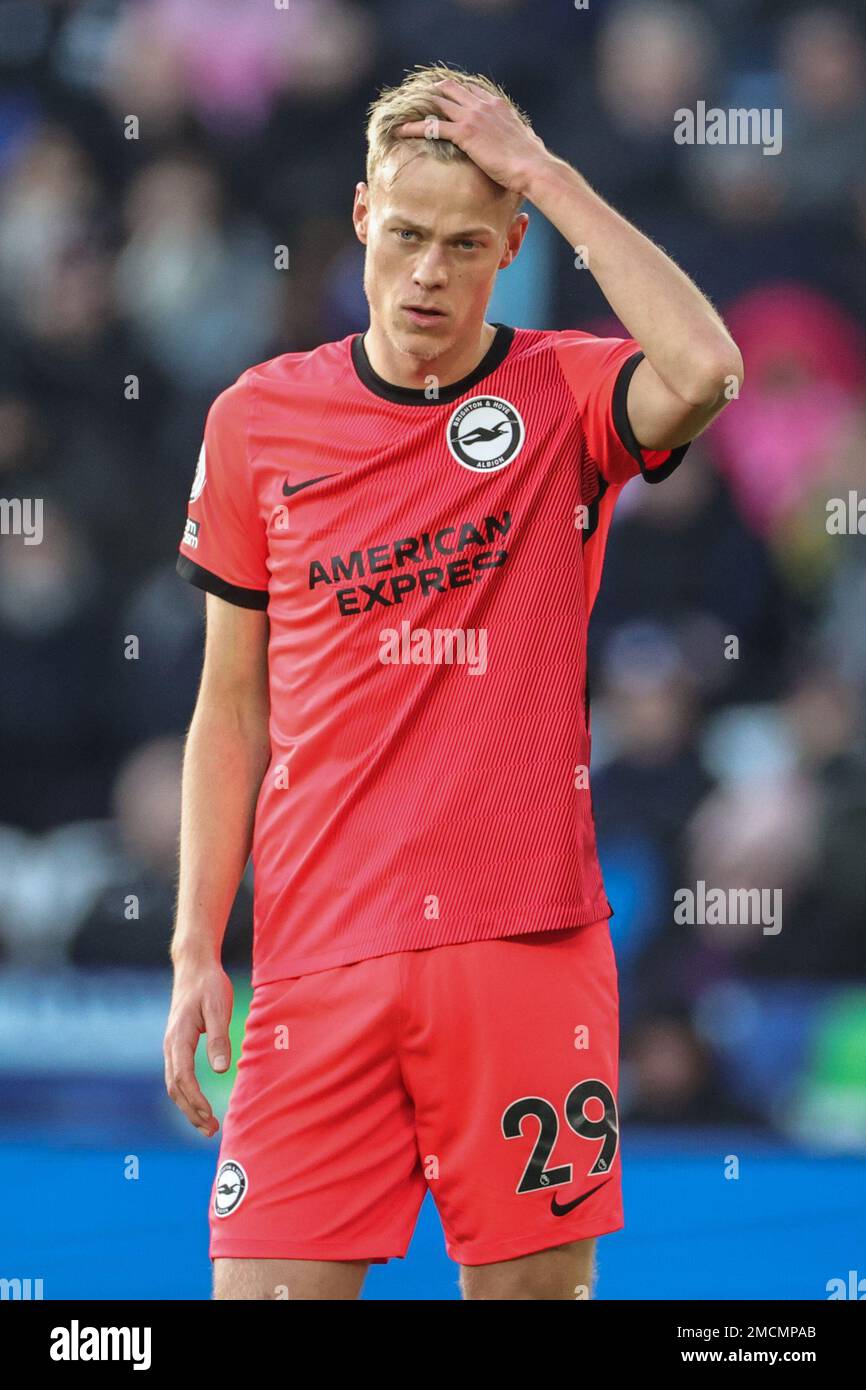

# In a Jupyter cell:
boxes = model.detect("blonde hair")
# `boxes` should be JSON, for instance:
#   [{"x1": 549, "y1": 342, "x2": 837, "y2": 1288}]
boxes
[{"x1": 365, "y1": 62, "x2": 532, "y2": 214}]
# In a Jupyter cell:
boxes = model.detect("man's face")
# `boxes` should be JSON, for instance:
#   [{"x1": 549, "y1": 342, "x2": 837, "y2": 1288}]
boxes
[{"x1": 353, "y1": 149, "x2": 527, "y2": 364}]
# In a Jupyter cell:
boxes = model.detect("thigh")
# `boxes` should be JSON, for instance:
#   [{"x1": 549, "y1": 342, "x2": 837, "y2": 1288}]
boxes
[
  {"x1": 400, "y1": 920, "x2": 623, "y2": 1268},
  {"x1": 209, "y1": 957, "x2": 427, "y2": 1269},
  {"x1": 214, "y1": 1257, "x2": 370, "y2": 1301},
  {"x1": 460, "y1": 1237, "x2": 597, "y2": 1301}
]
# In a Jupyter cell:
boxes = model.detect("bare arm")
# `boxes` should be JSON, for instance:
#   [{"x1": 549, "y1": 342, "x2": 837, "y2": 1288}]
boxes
[
  {"x1": 521, "y1": 158, "x2": 744, "y2": 448},
  {"x1": 397, "y1": 78, "x2": 744, "y2": 449},
  {"x1": 164, "y1": 593, "x2": 271, "y2": 1137}
]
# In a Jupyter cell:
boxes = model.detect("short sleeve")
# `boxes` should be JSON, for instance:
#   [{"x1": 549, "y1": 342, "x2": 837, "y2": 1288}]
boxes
[
  {"x1": 176, "y1": 374, "x2": 269, "y2": 609},
  {"x1": 554, "y1": 331, "x2": 690, "y2": 486}
]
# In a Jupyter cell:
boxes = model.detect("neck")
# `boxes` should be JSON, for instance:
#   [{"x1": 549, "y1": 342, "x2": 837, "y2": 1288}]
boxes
[{"x1": 363, "y1": 318, "x2": 497, "y2": 391}]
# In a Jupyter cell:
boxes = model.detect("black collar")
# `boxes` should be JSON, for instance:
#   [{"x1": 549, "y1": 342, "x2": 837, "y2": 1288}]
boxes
[{"x1": 351, "y1": 322, "x2": 515, "y2": 405}]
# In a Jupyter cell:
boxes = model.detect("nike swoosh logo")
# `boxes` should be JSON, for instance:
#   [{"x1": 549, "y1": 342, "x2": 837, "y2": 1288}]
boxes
[
  {"x1": 282, "y1": 473, "x2": 340, "y2": 496},
  {"x1": 550, "y1": 1178, "x2": 611, "y2": 1217}
]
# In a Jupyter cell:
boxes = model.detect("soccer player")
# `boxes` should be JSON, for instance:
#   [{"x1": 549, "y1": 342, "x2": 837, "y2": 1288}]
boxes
[{"x1": 166, "y1": 64, "x2": 743, "y2": 1301}]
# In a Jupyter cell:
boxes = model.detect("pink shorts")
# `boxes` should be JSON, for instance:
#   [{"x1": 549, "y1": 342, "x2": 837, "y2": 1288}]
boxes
[{"x1": 209, "y1": 918, "x2": 623, "y2": 1266}]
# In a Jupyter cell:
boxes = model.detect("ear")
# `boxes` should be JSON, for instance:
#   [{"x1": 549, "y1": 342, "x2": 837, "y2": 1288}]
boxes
[
  {"x1": 353, "y1": 181, "x2": 370, "y2": 245},
  {"x1": 499, "y1": 211, "x2": 529, "y2": 269}
]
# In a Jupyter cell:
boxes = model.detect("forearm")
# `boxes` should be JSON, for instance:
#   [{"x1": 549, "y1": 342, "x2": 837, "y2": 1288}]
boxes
[
  {"x1": 171, "y1": 697, "x2": 271, "y2": 969},
  {"x1": 523, "y1": 156, "x2": 743, "y2": 403}
]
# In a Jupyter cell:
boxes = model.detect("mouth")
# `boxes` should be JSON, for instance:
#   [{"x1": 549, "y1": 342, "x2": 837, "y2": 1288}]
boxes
[{"x1": 402, "y1": 304, "x2": 447, "y2": 325}]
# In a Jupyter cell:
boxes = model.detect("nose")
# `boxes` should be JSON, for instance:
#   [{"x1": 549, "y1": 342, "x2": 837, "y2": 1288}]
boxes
[{"x1": 411, "y1": 243, "x2": 448, "y2": 290}]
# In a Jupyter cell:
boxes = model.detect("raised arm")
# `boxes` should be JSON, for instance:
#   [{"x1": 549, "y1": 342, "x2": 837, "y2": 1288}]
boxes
[
  {"x1": 520, "y1": 158, "x2": 744, "y2": 449},
  {"x1": 397, "y1": 78, "x2": 744, "y2": 450}
]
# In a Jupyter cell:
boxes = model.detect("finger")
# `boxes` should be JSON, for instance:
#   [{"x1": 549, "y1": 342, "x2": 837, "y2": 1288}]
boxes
[
  {"x1": 203, "y1": 998, "x2": 232, "y2": 1074},
  {"x1": 174, "y1": 1053, "x2": 213, "y2": 1121},
  {"x1": 433, "y1": 78, "x2": 480, "y2": 106},
  {"x1": 164, "y1": 1012, "x2": 220, "y2": 1136},
  {"x1": 167, "y1": 1026, "x2": 214, "y2": 1121},
  {"x1": 397, "y1": 118, "x2": 459, "y2": 139},
  {"x1": 174, "y1": 1074, "x2": 218, "y2": 1136},
  {"x1": 168, "y1": 1060, "x2": 211, "y2": 1125},
  {"x1": 166, "y1": 1059, "x2": 216, "y2": 1136}
]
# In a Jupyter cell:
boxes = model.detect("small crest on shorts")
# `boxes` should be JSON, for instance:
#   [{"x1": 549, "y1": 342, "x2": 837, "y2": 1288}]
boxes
[{"x1": 214, "y1": 1159, "x2": 248, "y2": 1218}]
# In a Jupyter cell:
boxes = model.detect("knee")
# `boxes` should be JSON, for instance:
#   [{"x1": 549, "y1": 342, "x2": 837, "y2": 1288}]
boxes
[
  {"x1": 461, "y1": 1268, "x2": 589, "y2": 1300},
  {"x1": 460, "y1": 1239, "x2": 596, "y2": 1301}
]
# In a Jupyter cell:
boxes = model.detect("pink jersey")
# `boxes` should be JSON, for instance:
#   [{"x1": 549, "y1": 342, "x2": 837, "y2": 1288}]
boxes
[{"x1": 177, "y1": 324, "x2": 689, "y2": 982}]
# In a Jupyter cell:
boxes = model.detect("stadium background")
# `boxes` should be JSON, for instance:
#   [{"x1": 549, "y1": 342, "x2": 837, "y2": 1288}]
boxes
[{"x1": 0, "y1": 0, "x2": 864, "y2": 1299}]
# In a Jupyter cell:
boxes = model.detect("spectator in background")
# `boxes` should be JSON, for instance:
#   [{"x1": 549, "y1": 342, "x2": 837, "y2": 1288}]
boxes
[
  {"x1": 776, "y1": 7, "x2": 866, "y2": 220},
  {"x1": 560, "y1": 0, "x2": 720, "y2": 218},
  {"x1": 710, "y1": 284, "x2": 866, "y2": 543},
  {"x1": 590, "y1": 622, "x2": 711, "y2": 993},
  {"x1": 71, "y1": 736, "x2": 253, "y2": 969},
  {"x1": 593, "y1": 622, "x2": 710, "y2": 862},
  {"x1": 101, "y1": 0, "x2": 377, "y2": 138},
  {"x1": 590, "y1": 445, "x2": 796, "y2": 705},
  {"x1": 0, "y1": 124, "x2": 170, "y2": 594},
  {"x1": 769, "y1": 672, "x2": 866, "y2": 979},
  {"x1": 0, "y1": 505, "x2": 115, "y2": 829},
  {"x1": 114, "y1": 152, "x2": 281, "y2": 392},
  {"x1": 112, "y1": 566, "x2": 214, "y2": 747},
  {"x1": 622, "y1": 1009, "x2": 768, "y2": 1127}
]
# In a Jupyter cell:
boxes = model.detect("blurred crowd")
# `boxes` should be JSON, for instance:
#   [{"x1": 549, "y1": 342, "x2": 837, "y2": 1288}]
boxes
[{"x1": 0, "y1": 0, "x2": 865, "y2": 1135}]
